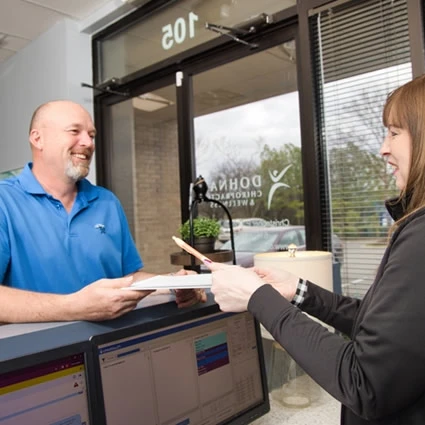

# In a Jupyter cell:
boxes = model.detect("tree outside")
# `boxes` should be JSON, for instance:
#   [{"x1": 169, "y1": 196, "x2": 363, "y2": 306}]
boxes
[{"x1": 194, "y1": 81, "x2": 400, "y2": 238}]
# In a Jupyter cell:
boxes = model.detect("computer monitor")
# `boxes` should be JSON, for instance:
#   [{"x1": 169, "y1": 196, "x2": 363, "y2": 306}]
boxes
[
  {"x1": 91, "y1": 308, "x2": 270, "y2": 425},
  {"x1": 0, "y1": 341, "x2": 95, "y2": 425}
]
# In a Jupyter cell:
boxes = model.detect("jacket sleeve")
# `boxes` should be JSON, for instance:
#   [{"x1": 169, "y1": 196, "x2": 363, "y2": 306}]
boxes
[
  {"x1": 248, "y1": 214, "x2": 425, "y2": 420},
  {"x1": 300, "y1": 281, "x2": 361, "y2": 336}
]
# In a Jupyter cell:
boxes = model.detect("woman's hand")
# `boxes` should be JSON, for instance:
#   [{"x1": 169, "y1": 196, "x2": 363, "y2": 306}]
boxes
[
  {"x1": 253, "y1": 267, "x2": 299, "y2": 301},
  {"x1": 206, "y1": 263, "x2": 265, "y2": 312}
]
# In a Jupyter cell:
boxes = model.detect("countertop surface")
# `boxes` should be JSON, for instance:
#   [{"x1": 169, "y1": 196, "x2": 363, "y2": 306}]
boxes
[{"x1": 0, "y1": 292, "x2": 175, "y2": 339}]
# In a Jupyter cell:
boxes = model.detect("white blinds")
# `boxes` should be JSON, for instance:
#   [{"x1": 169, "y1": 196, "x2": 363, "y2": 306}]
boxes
[{"x1": 310, "y1": 0, "x2": 412, "y2": 298}]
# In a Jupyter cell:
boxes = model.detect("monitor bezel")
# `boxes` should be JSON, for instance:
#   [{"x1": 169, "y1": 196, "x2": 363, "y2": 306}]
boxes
[
  {"x1": 90, "y1": 304, "x2": 270, "y2": 425},
  {"x1": 0, "y1": 340, "x2": 99, "y2": 425}
]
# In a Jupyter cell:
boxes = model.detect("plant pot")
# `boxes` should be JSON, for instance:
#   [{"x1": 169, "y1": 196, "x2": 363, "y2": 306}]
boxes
[{"x1": 185, "y1": 237, "x2": 216, "y2": 254}]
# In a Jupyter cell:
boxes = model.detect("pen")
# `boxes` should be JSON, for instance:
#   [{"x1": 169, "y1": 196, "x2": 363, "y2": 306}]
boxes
[{"x1": 172, "y1": 236, "x2": 212, "y2": 264}]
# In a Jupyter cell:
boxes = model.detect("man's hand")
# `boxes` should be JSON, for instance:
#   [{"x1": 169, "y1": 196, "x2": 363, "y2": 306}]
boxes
[
  {"x1": 174, "y1": 268, "x2": 196, "y2": 276},
  {"x1": 175, "y1": 288, "x2": 207, "y2": 308},
  {"x1": 173, "y1": 268, "x2": 207, "y2": 308},
  {"x1": 69, "y1": 277, "x2": 154, "y2": 321}
]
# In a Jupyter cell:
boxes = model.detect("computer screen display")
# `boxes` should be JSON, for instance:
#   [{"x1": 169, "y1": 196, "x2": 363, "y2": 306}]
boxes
[
  {"x1": 0, "y1": 342, "x2": 93, "y2": 425},
  {"x1": 92, "y1": 310, "x2": 269, "y2": 425}
]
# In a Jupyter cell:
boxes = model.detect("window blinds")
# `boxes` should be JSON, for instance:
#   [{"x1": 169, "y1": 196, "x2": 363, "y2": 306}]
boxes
[{"x1": 309, "y1": 0, "x2": 411, "y2": 298}]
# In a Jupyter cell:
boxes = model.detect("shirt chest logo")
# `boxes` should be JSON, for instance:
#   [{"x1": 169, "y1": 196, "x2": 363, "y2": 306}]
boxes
[{"x1": 94, "y1": 223, "x2": 106, "y2": 234}]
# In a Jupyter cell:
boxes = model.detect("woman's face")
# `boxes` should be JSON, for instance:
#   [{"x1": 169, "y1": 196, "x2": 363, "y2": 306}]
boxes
[{"x1": 380, "y1": 123, "x2": 412, "y2": 191}]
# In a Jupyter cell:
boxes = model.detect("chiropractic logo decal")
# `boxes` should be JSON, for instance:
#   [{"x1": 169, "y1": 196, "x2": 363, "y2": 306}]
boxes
[
  {"x1": 207, "y1": 163, "x2": 293, "y2": 211},
  {"x1": 267, "y1": 164, "x2": 292, "y2": 210}
]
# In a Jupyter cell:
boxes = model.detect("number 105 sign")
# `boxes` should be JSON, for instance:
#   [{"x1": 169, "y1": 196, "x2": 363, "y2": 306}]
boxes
[{"x1": 162, "y1": 12, "x2": 199, "y2": 50}]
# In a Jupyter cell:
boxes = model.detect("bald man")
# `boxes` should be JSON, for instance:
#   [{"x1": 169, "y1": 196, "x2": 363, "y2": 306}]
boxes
[{"x1": 0, "y1": 100, "x2": 205, "y2": 323}]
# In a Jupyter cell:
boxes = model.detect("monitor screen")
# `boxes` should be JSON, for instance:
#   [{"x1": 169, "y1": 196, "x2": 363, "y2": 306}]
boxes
[
  {"x1": 92, "y1": 310, "x2": 269, "y2": 425},
  {"x1": 0, "y1": 343, "x2": 93, "y2": 425}
]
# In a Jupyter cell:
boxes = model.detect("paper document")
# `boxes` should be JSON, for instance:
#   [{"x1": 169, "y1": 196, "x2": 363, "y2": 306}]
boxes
[{"x1": 122, "y1": 274, "x2": 212, "y2": 290}]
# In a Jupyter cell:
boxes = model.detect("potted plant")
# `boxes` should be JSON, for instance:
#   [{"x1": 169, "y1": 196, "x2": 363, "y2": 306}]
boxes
[{"x1": 178, "y1": 216, "x2": 221, "y2": 253}]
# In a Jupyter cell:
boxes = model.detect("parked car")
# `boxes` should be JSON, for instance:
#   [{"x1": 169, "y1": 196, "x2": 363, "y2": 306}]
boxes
[
  {"x1": 218, "y1": 218, "x2": 269, "y2": 242},
  {"x1": 219, "y1": 226, "x2": 344, "y2": 267}
]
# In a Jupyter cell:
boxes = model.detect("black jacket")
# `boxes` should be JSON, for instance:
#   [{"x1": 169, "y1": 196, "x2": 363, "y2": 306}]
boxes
[{"x1": 248, "y1": 200, "x2": 425, "y2": 424}]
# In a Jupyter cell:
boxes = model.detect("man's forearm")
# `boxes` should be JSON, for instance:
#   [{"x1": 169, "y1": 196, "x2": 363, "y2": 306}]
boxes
[
  {"x1": 130, "y1": 270, "x2": 156, "y2": 281},
  {"x1": 0, "y1": 285, "x2": 76, "y2": 323}
]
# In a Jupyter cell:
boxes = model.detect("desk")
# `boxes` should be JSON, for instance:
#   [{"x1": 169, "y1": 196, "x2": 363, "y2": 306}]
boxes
[
  {"x1": 0, "y1": 293, "x2": 271, "y2": 425},
  {"x1": 0, "y1": 292, "x2": 215, "y2": 362},
  {"x1": 0, "y1": 293, "x2": 174, "y2": 341}
]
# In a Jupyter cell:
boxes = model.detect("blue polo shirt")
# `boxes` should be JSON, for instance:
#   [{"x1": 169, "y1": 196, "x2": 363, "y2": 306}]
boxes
[{"x1": 0, "y1": 163, "x2": 143, "y2": 294}]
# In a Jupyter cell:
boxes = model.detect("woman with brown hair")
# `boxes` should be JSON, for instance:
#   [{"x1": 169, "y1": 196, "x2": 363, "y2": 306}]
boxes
[{"x1": 205, "y1": 75, "x2": 425, "y2": 425}]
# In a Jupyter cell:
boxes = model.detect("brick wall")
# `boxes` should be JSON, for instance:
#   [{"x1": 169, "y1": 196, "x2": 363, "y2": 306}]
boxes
[{"x1": 133, "y1": 109, "x2": 182, "y2": 274}]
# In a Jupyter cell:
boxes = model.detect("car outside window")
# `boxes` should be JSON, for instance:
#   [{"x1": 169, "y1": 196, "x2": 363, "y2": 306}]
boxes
[
  {"x1": 222, "y1": 231, "x2": 280, "y2": 252},
  {"x1": 275, "y1": 229, "x2": 301, "y2": 251},
  {"x1": 298, "y1": 228, "x2": 306, "y2": 245}
]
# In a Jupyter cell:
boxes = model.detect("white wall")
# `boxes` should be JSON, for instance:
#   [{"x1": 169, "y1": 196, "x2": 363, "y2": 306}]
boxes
[{"x1": 0, "y1": 18, "x2": 95, "y2": 180}]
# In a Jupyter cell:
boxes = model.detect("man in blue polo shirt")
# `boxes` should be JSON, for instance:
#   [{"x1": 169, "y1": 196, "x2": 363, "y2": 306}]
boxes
[{"x1": 0, "y1": 100, "x2": 206, "y2": 323}]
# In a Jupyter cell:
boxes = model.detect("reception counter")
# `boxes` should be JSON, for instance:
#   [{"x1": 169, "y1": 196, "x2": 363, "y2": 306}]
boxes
[
  {"x1": 0, "y1": 292, "x2": 179, "y2": 353},
  {"x1": 0, "y1": 291, "x2": 340, "y2": 425},
  {"x1": 0, "y1": 292, "x2": 271, "y2": 425}
]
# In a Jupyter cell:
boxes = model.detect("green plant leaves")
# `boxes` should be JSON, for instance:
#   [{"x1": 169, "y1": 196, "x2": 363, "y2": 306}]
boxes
[{"x1": 178, "y1": 217, "x2": 221, "y2": 240}]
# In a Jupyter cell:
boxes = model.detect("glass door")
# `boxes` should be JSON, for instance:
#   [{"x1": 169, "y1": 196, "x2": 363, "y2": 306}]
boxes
[
  {"x1": 99, "y1": 18, "x2": 305, "y2": 278},
  {"x1": 192, "y1": 41, "x2": 304, "y2": 261},
  {"x1": 103, "y1": 39, "x2": 303, "y2": 273},
  {"x1": 107, "y1": 84, "x2": 181, "y2": 274}
]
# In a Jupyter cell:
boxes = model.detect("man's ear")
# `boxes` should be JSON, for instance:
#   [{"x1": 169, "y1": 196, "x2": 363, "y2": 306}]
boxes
[{"x1": 29, "y1": 129, "x2": 43, "y2": 150}]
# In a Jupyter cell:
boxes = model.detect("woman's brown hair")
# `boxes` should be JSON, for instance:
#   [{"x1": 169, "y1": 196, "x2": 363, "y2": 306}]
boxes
[{"x1": 383, "y1": 74, "x2": 425, "y2": 222}]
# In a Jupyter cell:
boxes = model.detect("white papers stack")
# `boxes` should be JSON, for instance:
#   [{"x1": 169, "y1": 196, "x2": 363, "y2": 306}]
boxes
[{"x1": 122, "y1": 274, "x2": 212, "y2": 290}]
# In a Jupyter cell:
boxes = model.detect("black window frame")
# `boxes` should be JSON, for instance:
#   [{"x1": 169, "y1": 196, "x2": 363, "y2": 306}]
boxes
[{"x1": 90, "y1": 0, "x2": 425, "y2": 254}]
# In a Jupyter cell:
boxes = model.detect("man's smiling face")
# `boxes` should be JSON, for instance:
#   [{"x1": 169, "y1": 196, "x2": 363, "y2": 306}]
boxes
[{"x1": 34, "y1": 101, "x2": 96, "y2": 182}]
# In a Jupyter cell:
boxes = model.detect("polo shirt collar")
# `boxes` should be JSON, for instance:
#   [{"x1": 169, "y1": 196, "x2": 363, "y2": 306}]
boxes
[
  {"x1": 18, "y1": 163, "x2": 45, "y2": 195},
  {"x1": 77, "y1": 178, "x2": 99, "y2": 202},
  {"x1": 18, "y1": 162, "x2": 98, "y2": 202}
]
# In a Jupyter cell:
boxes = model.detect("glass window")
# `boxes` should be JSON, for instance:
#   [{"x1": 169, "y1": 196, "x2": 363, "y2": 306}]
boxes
[
  {"x1": 222, "y1": 230, "x2": 281, "y2": 252},
  {"x1": 108, "y1": 85, "x2": 182, "y2": 274},
  {"x1": 192, "y1": 41, "x2": 304, "y2": 264},
  {"x1": 298, "y1": 227, "x2": 306, "y2": 245},
  {"x1": 278, "y1": 229, "x2": 301, "y2": 248},
  {"x1": 310, "y1": 0, "x2": 411, "y2": 298},
  {"x1": 99, "y1": 0, "x2": 295, "y2": 82}
]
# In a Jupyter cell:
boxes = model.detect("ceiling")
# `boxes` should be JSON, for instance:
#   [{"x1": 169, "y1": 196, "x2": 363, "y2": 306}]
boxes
[{"x1": 0, "y1": 0, "x2": 113, "y2": 64}]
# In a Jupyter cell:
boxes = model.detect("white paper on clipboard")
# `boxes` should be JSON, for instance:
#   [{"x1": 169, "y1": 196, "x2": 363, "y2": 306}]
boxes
[{"x1": 121, "y1": 274, "x2": 212, "y2": 290}]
